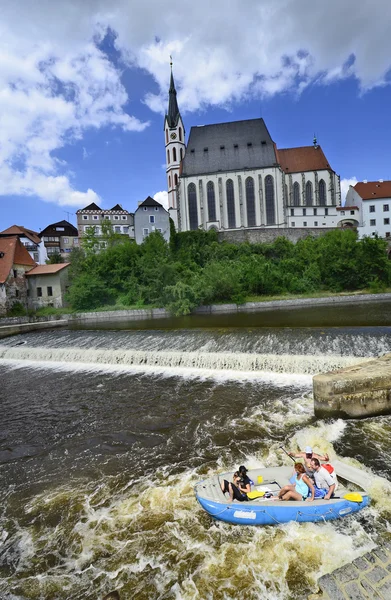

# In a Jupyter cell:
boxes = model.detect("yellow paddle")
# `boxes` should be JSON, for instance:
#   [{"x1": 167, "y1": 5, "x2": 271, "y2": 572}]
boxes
[
  {"x1": 247, "y1": 490, "x2": 266, "y2": 500},
  {"x1": 343, "y1": 493, "x2": 363, "y2": 503}
]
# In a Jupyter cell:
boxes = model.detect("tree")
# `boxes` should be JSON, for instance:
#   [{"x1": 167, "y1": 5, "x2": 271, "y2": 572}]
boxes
[{"x1": 46, "y1": 252, "x2": 64, "y2": 264}]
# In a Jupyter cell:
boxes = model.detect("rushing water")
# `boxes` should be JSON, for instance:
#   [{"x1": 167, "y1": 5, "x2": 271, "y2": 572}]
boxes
[{"x1": 1, "y1": 306, "x2": 391, "y2": 600}]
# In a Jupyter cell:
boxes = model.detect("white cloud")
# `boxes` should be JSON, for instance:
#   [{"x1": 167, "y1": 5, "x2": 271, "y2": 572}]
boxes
[
  {"x1": 340, "y1": 177, "x2": 358, "y2": 205},
  {"x1": 1, "y1": 1, "x2": 391, "y2": 208},
  {"x1": 153, "y1": 191, "x2": 169, "y2": 210}
]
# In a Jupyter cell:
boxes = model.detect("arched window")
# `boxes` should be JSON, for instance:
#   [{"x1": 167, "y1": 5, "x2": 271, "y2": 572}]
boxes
[
  {"x1": 167, "y1": 149, "x2": 170, "y2": 164},
  {"x1": 174, "y1": 173, "x2": 178, "y2": 186},
  {"x1": 226, "y1": 179, "x2": 236, "y2": 228},
  {"x1": 319, "y1": 179, "x2": 326, "y2": 206},
  {"x1": 293, "y1": 182, "x2": 300, "y2": 206},
  {"x1": 180, "y1": 148, "x2": 183, "y2": 160},
  {"x1": 165, "y1": 129, "x2": 168, "y2": 144},
  {"x1": 168, "y1": 175, "x2": 171, "y2": 188},
  {"x1": 305, "y1": 181, "x2": 313, "y2": 206},
  {"x1": 246, "y1": 177, "x2": 256, "y2": 227},
  {"x1": 173, "y1": 147, "x2": 177, "y2": 162},
  {"x1": 207, "y1": 181, "x2": 216, "y2": 221},
  {"x1": 179, "y1": 127, "x2": 182, "y2": 141},
  {"x1": 265, "y1": 175, "x2": 275, "y2": 224},
  {"x1": 188, "y1": 183, "x2": 198, "y2": 230}
]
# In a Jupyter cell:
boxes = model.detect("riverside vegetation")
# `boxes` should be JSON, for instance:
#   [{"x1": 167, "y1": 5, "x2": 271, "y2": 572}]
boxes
[{"x1": 60, "y1": 224, "x2": 391, "y2": 316}]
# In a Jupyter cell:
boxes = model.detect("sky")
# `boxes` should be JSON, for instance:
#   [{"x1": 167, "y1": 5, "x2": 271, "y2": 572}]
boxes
[{"x1": 1, "y1": 0, "x2": 391, "y2": 232}]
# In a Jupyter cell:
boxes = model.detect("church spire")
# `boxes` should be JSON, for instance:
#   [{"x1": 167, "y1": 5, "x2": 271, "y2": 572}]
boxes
[{"x1": 167, "y1": 59, "x2": 180, "y2": 128}]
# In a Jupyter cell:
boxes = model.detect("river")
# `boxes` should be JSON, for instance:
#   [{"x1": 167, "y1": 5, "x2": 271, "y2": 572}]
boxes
[{"x1": 1, "y1": 301, "x2": 391, "y2": 599}]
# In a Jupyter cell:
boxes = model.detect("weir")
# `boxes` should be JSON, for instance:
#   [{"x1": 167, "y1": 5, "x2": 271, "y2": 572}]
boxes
[{"x1": 313, "y1": 353, "x2": 391, "y2": 418}]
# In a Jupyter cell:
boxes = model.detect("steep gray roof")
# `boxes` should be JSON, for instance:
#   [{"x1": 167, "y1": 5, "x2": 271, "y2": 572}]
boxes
[
  {"x1": 138, "y1": 196, "x2": 163, "y2": 208},
  {"x1": 181, "y1": 118, "x2": 277, "y2": 177},
  {"x1": 165, "y1": 70, "x2": 181, "y2": 129}
]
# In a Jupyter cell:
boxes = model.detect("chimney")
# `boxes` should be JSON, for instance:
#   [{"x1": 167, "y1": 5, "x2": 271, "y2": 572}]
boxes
[
  {"x1": 379, "y1": 179, "x2": 384, "y2": 183},
  {"x1": 363, "y1": 180, "x2": 367, "y2": 183}
]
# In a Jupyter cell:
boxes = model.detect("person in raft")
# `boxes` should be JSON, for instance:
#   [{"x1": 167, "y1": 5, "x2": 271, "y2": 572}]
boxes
[
  {"x1": 220, "y1": 465, "x2": 252, "y2": 502},
  {"x1": 278, "y1": 463, "x2": 315, "y2": 501},
  {"x1": 310, "y1": 458, "x2": 337, "y2": 499},
  {"x1": 288, "y1": 446, "x2": 329, "y2": 477}
]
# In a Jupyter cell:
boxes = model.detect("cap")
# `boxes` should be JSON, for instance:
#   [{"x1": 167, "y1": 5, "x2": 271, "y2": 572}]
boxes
[
  {"x1": 238, "y1": 465, "x2": 248, "y2": 473},
  {"x1": 305, "y1": 446, "x2": 313, "y2": 454}
]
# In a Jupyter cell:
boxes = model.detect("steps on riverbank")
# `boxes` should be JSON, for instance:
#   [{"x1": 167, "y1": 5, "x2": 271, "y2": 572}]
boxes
[{"x1": 309, "y1": 544, "x2": 391, "y2": 599}]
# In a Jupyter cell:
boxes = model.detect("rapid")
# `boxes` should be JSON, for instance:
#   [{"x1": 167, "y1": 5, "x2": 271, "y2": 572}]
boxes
[{"x1": 1, "y1": 305, "x2": 391, "y2": 600}]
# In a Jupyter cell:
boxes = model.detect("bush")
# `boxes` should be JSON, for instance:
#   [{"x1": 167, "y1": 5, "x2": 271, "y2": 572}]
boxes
[
  {"x1": 7, "y1": 302, "x2": 27, "y2": 317},
  {"x1": 66, "y1": 273, "x2": 114, "y2": 310}
]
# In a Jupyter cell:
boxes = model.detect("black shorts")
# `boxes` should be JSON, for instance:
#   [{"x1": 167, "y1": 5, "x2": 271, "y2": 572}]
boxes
[{"x1": 222, "y1": 480, "x2": 248, "y2": 502}]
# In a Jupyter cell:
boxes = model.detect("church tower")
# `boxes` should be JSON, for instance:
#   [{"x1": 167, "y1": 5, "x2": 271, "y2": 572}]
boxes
[{"x1": 164, "y1": 62, "x2": 185, "y2": 228}]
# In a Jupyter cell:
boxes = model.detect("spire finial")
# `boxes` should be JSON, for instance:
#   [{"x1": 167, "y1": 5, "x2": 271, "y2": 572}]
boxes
[
  {"x1": 170, "y1": 55, "x2": 173, "y2": 69},
  {"x1": 313, "y1": 133, "x2": 318, "y2": 149}
]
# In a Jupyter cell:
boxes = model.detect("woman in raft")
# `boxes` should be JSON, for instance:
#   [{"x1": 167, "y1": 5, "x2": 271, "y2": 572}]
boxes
[{"x1": 278, "y1": 463, "x2": 315, "y2": 501}]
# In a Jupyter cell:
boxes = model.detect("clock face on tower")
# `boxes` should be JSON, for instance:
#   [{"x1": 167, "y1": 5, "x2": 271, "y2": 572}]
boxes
[{"x1": 170, "y1": 132, "x2": 177, "y2": 140}]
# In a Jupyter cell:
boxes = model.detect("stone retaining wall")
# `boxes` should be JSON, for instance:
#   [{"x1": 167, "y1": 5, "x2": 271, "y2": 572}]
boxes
[
  {"x1": 309, "y1": 543, "x2": 391, "y2": 599},
  {"x1": 218, "y1": 227, "x2": 331, "y2": 244}
]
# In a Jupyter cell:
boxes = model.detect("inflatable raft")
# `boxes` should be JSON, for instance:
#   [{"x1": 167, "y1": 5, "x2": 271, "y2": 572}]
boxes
[{"x1": 195, "y1": 460, "x2": 370, "y2": 526}]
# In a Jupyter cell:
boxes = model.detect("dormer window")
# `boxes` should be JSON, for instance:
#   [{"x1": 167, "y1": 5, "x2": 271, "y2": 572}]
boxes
[
  {"x1": 261, "y1": 140, "x2": 267, "y2": 146},
  {"x1": 233, "y1": 144, "x2": 238, "y2": 149},
  {"x1": 204, "y1": 147, "x2": 208, "y2": 152},
  {"x1": 247, "y1": 142, "x2": 252, "y2": 147},
  {"x1": 220, "y1": 145, "x2": 225, "y2": 150}
]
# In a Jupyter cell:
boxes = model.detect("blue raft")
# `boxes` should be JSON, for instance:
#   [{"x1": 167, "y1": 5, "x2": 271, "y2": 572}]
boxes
[{"x1": 195, "y1": 461, "x2": 370, "y2": 526}]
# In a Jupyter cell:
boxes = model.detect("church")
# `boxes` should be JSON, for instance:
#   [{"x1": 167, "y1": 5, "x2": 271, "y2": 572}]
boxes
[{"x1": 164, "y1": 68, "x2": 341, "y2": 234}]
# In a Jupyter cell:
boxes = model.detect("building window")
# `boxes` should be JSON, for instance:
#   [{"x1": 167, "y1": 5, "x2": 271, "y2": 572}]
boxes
[
  {"x1": 265, "y1": 175, "x2": 275, "y2": 225},
  {"x1": 169, "y1": 175, "x2": 171, "y2": 188},
  {"x1": 37, "y1": 287, "x2": 42, "y2": 297},
  {"x1": 291, "y1": 222, "x2": 295, "y2": 227},
  {"x1": 313, "y1": 208, "x2": 317, "y2": 216},
  {"x1": 305, "y1": 181, "x2": 313, "y2": 206},
  {"x1": 246, "y1": 177, "x2": 256, "y2": 227},
  {"x1": 156, "y1": 228, "x2": 162, "y2": 233},
  {"x1": 122, "y1": 216, "x2": 127, "y2": 220},
  {"x1": 114, "y1": 226, "x2": 120, "y2": 233},
  {"x1": 369, "y1": 205, "x2": 375, "y2": 212},
  {"x1": 384, "y1": 205, "x2": 389, "y2": 212},
  {"x1": 143, "y1": 207, "x2": 148, "y2": 211},
  {"x1": 33, "y1": 253, "x2": 39, "y2": 262},
  {"x1": 386, "y1": 232, "x2": 391, "y2": 238},
  {"x1": 167, "y1": 149, "x2": 170, "y2": 164},
  {"x1": 143, "y1": 228, "x2": 149, "y2": 236},
  {"x1": 114, "y1": 216, "x2": 119, "y2": 220},
  {"x1": 55, "y1": 227, "x2": 65, "y2": 231},
  {"x1": 13, "y1": 269, "x2": 17, "y2": 278},
  {"x1": 155, "y1": 207, "x2": 159, "y2": 211},
  {"x1": 350, "y1": 210, "x2": 355, "y2": 215},
  {"x1": 319, "y1": 179, "x2": 326, "y2": 206},
  {"x1": 149, "y1": 215, "x2": 155, "y2": 224},
  {"x1": 314, "y1": 221, "x2": 318, "y2": 226},
  {"x1": 63, "y1": 238, "x2": 69, "y2": 244},
  {"x1": 188, "y1": 183, "x2": 198, "y2": 230},
  {"x1": 293, "y1": 182, "x2": 300, "y2": 207},
  {"x1": 370, "y1": 219, "x2": 376, "y2": 226},
  {"x1": 179, "y1": 127, "x2": 182, "y2": 141},
  {"x1": 384, "y1": 218, "x2": 390, "y2": 225},
  {"x1": 174, "y1": 173, "x2": 178, "y2": 186},
  {"x1": 226, "y1": 179, "x2": 236, "y2": 228},
  {"x1": 303, "y1": 208, "x2": 306, "y2": 216},
  {"x1": 290, "y1": 208, "x2": 294, "y2": 216},
  {"x1": 165, "y1": 129, "x2": 168, "y2": 143},
  {"x1": 207, "y1": 181, "x2": 217, "y2": 222},
  {"x1": 93, "y1": 215, "x2": 98, "y2": 220},
  {"x1": 15, "y1": 289, "x2": 19, "y2": 298},
  {"x1": 325, "y1": 208, "x2": 329, "y2": 216},
  {"x1": 123, "y1": 226, "x2": 129, "y2": 234},
  {"x1": 340, "y1": 210, "x2": 345, "y2": 215},
  {"x1": 47, "y1": 286, "x2": 53, "y2": 296},
  {"x1": 82, "y1": 215, "x2": 88, "y2": 220},
  {"x1": 180, "y1": 148, "x2": 183, "y2": 160},
  {"x1": 173, "y1": 147, "x2": 177, "y2": 162},
  {"x1": 303, "y1": 222, "x2": 307, "y2": 226}
]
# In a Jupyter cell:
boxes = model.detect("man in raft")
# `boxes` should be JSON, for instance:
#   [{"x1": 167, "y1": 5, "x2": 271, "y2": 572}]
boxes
[{"x1": 288, "y1": 446, "x2": 329, "y2": 478}]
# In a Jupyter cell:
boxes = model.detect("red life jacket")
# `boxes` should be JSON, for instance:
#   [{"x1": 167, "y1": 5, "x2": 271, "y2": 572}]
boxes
[{"x1": 323, "y1": 463, "x2": 334, "y2": 474}]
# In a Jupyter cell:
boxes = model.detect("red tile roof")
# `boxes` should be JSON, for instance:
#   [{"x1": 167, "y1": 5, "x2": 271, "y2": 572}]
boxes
[
  {"x1": 0, "y1": 225, "x2": 41, "y2": 244},
  {"x1": 354, "y1": 181, "x2": 391, "y2": 200},
  {"x1": 277, "y1": 146, "x2": 331, "y2": 173},
  {"x1": 26, "y1": 263, "x2": 70, "y2": 276},
  {"x1": 0, "y1": 237, "x2": 36, "y2": 284}
]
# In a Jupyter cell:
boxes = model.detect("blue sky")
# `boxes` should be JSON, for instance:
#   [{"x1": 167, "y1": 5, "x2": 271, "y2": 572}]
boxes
[{"x1": 1, "y1": 0, "x2": 391, "y2": 233}]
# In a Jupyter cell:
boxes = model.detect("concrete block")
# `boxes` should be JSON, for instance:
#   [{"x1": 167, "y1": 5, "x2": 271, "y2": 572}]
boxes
[
  {"x1": 318, "y1": 574, "x2": 346, "y2": 600},
  {"x1": 344, "y1": 581, "x2": 368, "y2": 600},
  {"x1": 378, "y1": 578, "x2": 391, "y2": 597},
  {"x1": 360, "y1": 579, "x2": 382, "y2": 598},
  {"x1": 333, "y1": 563, "x2": 360, "y2": 584},
  {"x1": 365, "y1": 565, "x2": 388, "y2": 584},
  {"x1": 353, "y1": 557, "x2": 371, "y2": 571},
  {"x1": 373, "y1": 548, "x2": 391, "y2": 564}
]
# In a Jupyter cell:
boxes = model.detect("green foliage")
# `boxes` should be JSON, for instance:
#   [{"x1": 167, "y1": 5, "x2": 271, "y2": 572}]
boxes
[
  {"x1": 7, "y1": 302, "x2": 27, "y2": 316},
  {"x1": 46, "y1": 252, "x2": 64, "y2": 264},
  {"x1": 64, "y1": 227, "x2": 391, "y2": 314}
]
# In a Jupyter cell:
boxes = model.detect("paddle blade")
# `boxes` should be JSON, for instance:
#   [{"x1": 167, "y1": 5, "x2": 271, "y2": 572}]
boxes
[
  {"x1": 247, "y1": 491, "x2": 265, "y2": 500},
  {"x1": 344, "y1": 493, "x2": 363, "y2": 503}
]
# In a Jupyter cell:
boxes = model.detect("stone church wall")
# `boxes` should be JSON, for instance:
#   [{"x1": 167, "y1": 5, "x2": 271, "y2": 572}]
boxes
[{"x1": 218, "y1": 227, "x2": 334, "y2": 244}]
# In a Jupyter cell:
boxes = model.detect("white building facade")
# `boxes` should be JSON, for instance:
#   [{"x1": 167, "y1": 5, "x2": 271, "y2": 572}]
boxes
[
  {"x1": 76, "y1": 202, "x2": 135, "y2": 242},
  {"x1": 345, "y1": 181, "x2": 391, "y2": 239},
  {"x1": 165, "y1": 72, "x2": 341, "y2": 234}
]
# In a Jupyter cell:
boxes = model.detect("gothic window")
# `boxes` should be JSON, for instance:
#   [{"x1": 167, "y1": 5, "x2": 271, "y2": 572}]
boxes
[
  {"x1": 173, "y1": 147, "x2": 177, "y2": 162},
  {"x1": 167, "y1": 149, "x2": 170, "y2": 164},
  {"x1": 305, "y1": 181, "x2": 313, "y2": 206},
  {"x1": 245, "y1": 177, "x2": 256, "y2": 227},
  {"x1": 293, "y1": 182, "x2": 300, "y2": 206},
  {"x1": 169, "y1": 175, "x2": 171, "y2": 188},
  {"x1": 319, "y1": 179, "x2": 326, "y2": 206},
  {"x1": 207, "y1": 181, "x2": 217, "y2": 221},
  {"x1": 265, "y1": 175, "x2": 275, "y2": 225},
  {"x1": 226, "y1": 179, "x2": 236, "y2": 228},
  {"x1": 180, "y1": 148, "x2": 183, "y2": 160},
  {"x1": 179, "y1": 127, "x2": 183, "y2": 141},
  {"x1": 165, "y1": 129, "x2": 168, "y2": 144},
  {"x1": 188, "y1": 183, "x2": 198, "y2": 230},
  {"x1": 174, "y1": 174, "x2": 178, "y2": 186}
]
